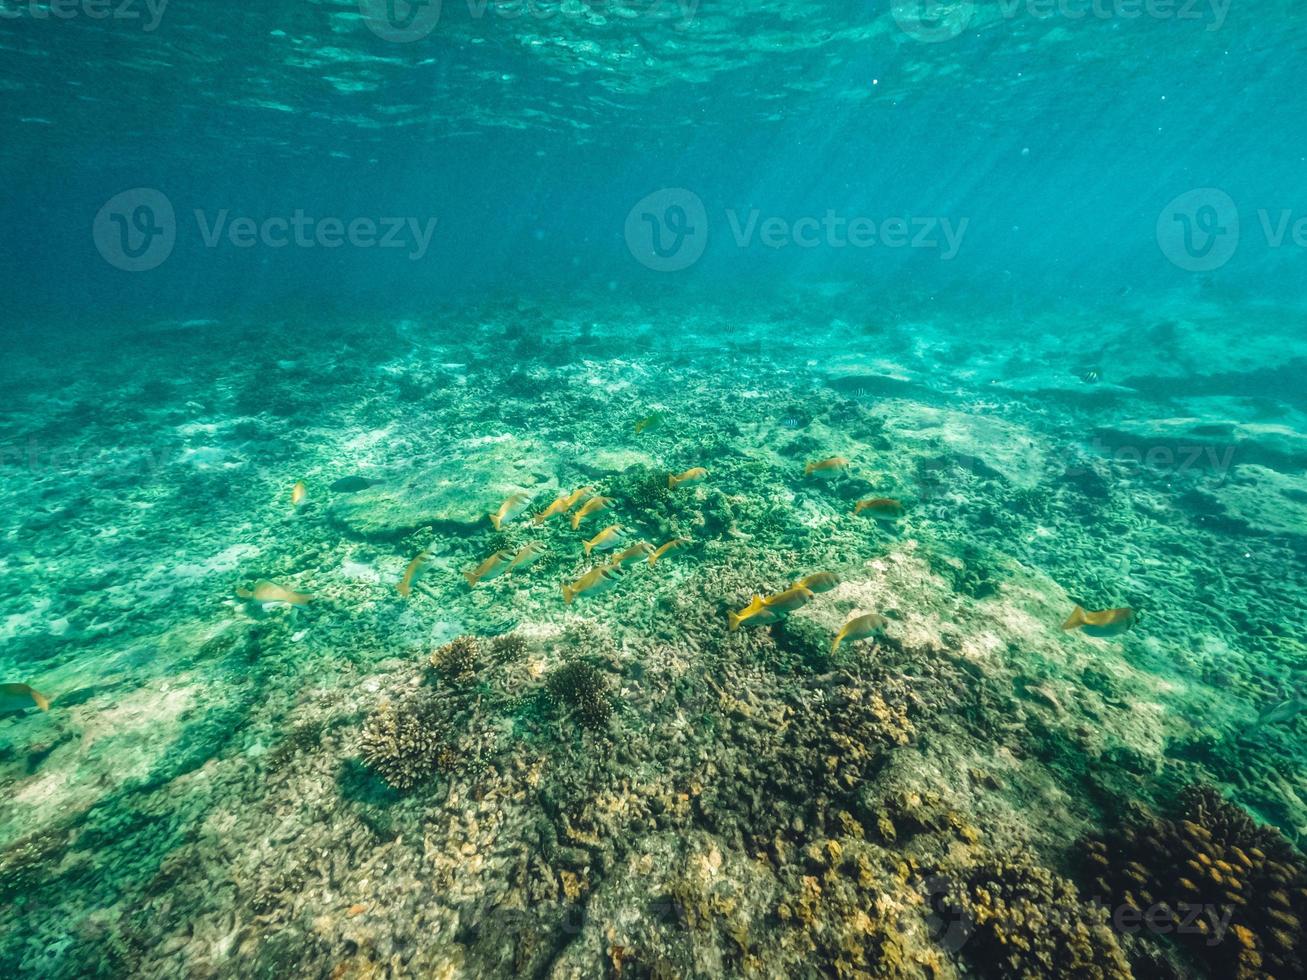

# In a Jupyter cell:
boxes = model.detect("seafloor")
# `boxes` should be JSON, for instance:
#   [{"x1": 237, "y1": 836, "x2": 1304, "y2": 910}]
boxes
[{"x1": 1, "y1": 287, "x2": 1305, "y2": 979}]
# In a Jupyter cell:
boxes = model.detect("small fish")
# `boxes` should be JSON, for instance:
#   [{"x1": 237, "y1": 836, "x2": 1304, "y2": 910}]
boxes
[
  {"x1": 329, "y1": 475, "x2": 379, "y2": 493},
  {"x1": 634, "y1": 413, "x2": 663, "y2": 434},
  {"x1": 236, "y1": 580, "x2": 312, "y2": 608},
  {"x1": 668, "y1": 467, "x2": 708, "y2": 489},
  {"x1": 610, "y1": 541, "x2": 656, "y2": 568},
  {"x1": 291, "y1": 481, "x2": 307, "y2": 508},
  {"x1": 490, "y1": 492, "x2": 530, "y2": 531},
  {"x1": 831, "y1": 613, "x2": 887, "y2": 653},
  {"x1": 506, "y1": 541, "x2": 547, "y2": 572},
  {"x1": 648, "y1": 538, "x2": 690, "y2": 566},
  {"x1": 728, "y1": 595, "x2": 783, "y2": 631},
  {"x1": 533, "y1": 494, "x2": 572, "y2": 525},
  {"x1": 805, "y1": 457, "x2": 850, "y2": 478},
  {"x1": 570, "y1": 495, "x2": 614, "y2": 530},
  {"x1": 583, "y1": 524, "x2": 627, "y2": 555},
  {"x1": 562, "y1": 563, "x2": 625, "y2": 604},
  {"x1": 762, "y1": 585, "x2": 816, "y2": 614},
  {"x1": 1251, "y1": 694, "x2": 1307, "y2": 731},
  {"x1": 464, "y1": 549, "x2": 513, "y2": 587},
  {"x1": 563, "y1": 486, "x2": 594, "y2": 510},
  {"x1": 396, "y1": 550, "x2": 429, "y2": 598},
  {"x1": 1061, "y1": 605, "x2": 1137, "y2": 638},
  {"x1": 793, "y1": 572, "x2": 839, "y2": 594},
  {"x1": 1082, "y1": 369, "x2": 1101, "y2": 384},
  {"x1": 853, "y1": 498, "x2": 905, "y2": 520},
  {"x1": 0, "y1": 683, "x2": 50, "y2": 714}
]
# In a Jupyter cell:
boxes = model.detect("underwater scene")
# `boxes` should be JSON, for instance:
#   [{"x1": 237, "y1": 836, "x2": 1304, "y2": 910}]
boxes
[{"x1": 3, "y1": 1, "x2": 1307, "y2": 977}]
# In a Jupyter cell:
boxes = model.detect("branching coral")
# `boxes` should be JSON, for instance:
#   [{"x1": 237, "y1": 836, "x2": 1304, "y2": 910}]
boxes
[
  {"x1": 544, "y1": 660, "x2": 614, "y2": 730},
  {"x1": 429, "y1": 634, "x2": 481, "y2": 682},
  {"x1": 1080, "y1": 785, "x2": 1307, "y2": 979},
  {"x1": 359, "y1": 695, "x2": 453, "y2": 790},
  {"x1": 943, "y1": 855, "x2": 1132, "y2": 980},
  {"x1": 609, "y1": 464, "x2": 671, "y2": 512},
  {"x1": 491, "y1": 631, "x2": 527, "y2": 662}
]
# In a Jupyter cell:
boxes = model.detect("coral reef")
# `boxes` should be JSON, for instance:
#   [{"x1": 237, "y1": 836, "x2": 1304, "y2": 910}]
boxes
[
  {"x1": 544, "y1": 660, "x2": 614, "y2": 730},
  {"x1": 429, "y1": 634, "x2": 481, "y2": 683},
  {"x1": 943, "y1": 855, "x2": 1132, "y2": 980},
  {"x1": 490, "y1": 631, "x2": 527, "y2": 662},
  {"x1": 358, "y1": 695, "x2": 454, "y2": 790},
  {"x1": 1081, "y1": 784, "x2": 1307, "y2": 978}
]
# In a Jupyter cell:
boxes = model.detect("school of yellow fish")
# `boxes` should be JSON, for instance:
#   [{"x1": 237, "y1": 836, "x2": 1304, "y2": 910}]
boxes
[{"x1": 2, "y1": 437, "x2": 1139, "y2": 718}]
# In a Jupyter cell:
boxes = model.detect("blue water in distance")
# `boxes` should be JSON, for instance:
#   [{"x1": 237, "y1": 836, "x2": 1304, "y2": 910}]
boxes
[{"x1": 2, "y1": 1, "x2": 1304, "y2": 324}]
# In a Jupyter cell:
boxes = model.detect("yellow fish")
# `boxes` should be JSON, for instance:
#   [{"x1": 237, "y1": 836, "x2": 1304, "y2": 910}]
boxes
[
  {"x1": 793, "y1": 572, "x2": 839, "y2": 593},
  {"x1": 831, "y1": 613, "x2": 887, "y2": 653},
  {"x1": 506, "y1": 541, "x2": 547, "y2": 572},
  {"x1": 583, "y1": 524, "x2": 627, "y2": 556},
  {"x1": 490, "y1": 492, "x2": 530, "y2": 531},
  {"x1": 237, "y1": 580, "x2": 312, "y2": 608},
  {"x1": 570, "y1": 495, "x2": 614, "y2": 530},
  {"x1": 1061, "y1": 605, "x2": 1137, "y2": 638},
  {"x1": 805, "y1": 457, "x2": 849, "y2": 478},
  {"x1": 728, "y1": 595, "x2": 783, "y2": 631},
  {"x1": 648, "y1": 538, "x2": 689, "y2": 566},
  {"x1": 464, "y1": 549, "x2": 513, "y2": 587},
  {"x1": 762, "y1": 585, "x2": 816, "y2": 614},
  {"x1": 0, "y1": 683, "x2": 50, "y2": 714},
  {"x1": 853, "y1": 498, "x2": 905, "y2": 520},
  {"x1": 563, "y1": 486, "x2": 594, "y2": 509},
  {"x1": 634, "y1": 413, "x2": 663, "y2": 434},
  {"x1": 396, "y1": 550, "x2": 429, "y2": 598},
  {"x1": 610, "y1": 541, "x2": 655, "y2": 568},
  {"x1": 668, "y1": 467, "x2": 708, "y2": 489},
  {"x1": 562, "y1": 564, "x2": 625, "y2": 604},
  {"x1": 533, "y1": 494, "x2": 570, "y2": 525},
  {"x1": 291, "y1": 481, "x2": 307, "y2": 508}
]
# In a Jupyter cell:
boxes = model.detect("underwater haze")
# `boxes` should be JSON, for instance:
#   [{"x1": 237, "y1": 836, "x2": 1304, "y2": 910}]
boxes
[{"x1": 2, "y1": 2, "x2": 1307, "y2": 978}]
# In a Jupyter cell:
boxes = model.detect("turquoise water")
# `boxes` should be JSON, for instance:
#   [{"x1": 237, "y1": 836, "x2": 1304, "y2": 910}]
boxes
[{"x1": 2, "y1": 3, "x2": 1306, "y2": 978}]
